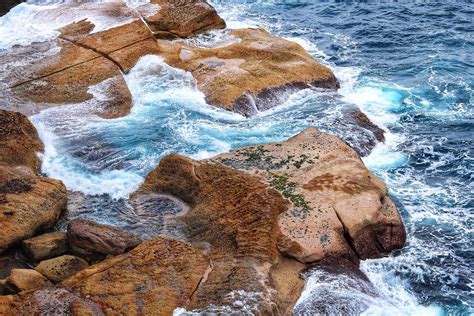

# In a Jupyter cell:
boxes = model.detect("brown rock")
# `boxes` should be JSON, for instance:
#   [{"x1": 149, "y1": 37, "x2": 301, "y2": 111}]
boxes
[
  {"x1": 0, "y1": 109, "x2": 43, "y2": 173},
  {"x1": 35, "y1": 255, "x2": 89, "y2": 284},
  {"x1": 158, "y1": 28, "x2": 339, "y2": 116},
  {"x1": 21, "y1": 232, "x2": 68, "y2": 262},
  {"x1": 137, "y1": 0, "x2": 226, "y2": 38},
  {"x1": 0, "y1": 165, "x2": 67, "y2": 254},
  {"x1": 67, "y1": 219, "x2": 141, "y2": 262},
  {"x1": 212, "y1": 128, "x2": 406, "y2": 261},
  {"x1": 6, "y1": 269, "x2": 52, "y2": 293},
  {"x1": 134, "y1": 154, "x2": 301, "y2": 312},
  {"x1": 61, "y1": 237, "x2": 210, "y2": 315},
  {"x1": 0, "y1": 288, "x2": 102, "y2": 315}
]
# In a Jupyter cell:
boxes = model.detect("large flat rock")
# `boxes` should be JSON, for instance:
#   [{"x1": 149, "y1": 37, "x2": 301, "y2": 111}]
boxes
[{"x1": 158, "y1": 28, "x2": 339, "y2": 116}]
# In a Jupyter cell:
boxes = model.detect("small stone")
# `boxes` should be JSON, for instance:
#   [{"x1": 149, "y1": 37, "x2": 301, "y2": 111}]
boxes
[
  {"x1": 67, "y1": 219, "x2": 141, "y2": 262},
  {"x1": 6, "y1": 269, "x2": 52, "y2": 293},
  {"x1": 21, "y1": 232, "x2": 68, "y2": 262},
  {"x1": 35, "y1": 255, "x2": 89, "y2": 284}
]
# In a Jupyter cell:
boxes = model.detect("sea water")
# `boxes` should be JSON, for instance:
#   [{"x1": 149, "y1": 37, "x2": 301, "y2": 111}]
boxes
[{"x1": 0, "y1": 1, "x2": 472, "y2": 314}]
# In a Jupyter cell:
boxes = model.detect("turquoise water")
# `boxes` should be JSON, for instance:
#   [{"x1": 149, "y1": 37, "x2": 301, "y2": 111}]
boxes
[{"x1": 1, "y1": 1, "x2": 473, "y2": 314}]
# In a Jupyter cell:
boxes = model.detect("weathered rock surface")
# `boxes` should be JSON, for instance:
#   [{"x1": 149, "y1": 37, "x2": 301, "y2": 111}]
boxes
[
  {"x1": 5, "y1": 269, "x2": 52, "y2": 293},
  {"x1": 0, "y1": 237, "x2": 211, "y2": 315},
  {"x1": 158, "y1": 28, "x2": 339, "y2": 116},
  {"x1": 212, "y1": 128, "x2": 406, "y2": 261},
  {"x1": 21, "y1": 232, "x2": 68, "y2": 262},
  {"x1": 35, "y1": 255, "x2": 89, "y2": 284},
  {"x1": 133, "y1": 154, "x2": 304, "y2": 312},
  {"x1": 137, "y1": 0, "x2": 226, "y2": 38},
  {"x1": 0, "y1": 109, "x2": 43, "y2": 173},
  {"x1": 1, "y1": 0, "x2": 226, "y2": 119},
  {"x1": 0, "y1": 165, "x2": 67, "y2": 254},
  {"x1": 67, "y1": 219, "x2": 141, "y2": 262},
  {"x1": 129, "y1": 127, "x2": 405, "y2": 312}
]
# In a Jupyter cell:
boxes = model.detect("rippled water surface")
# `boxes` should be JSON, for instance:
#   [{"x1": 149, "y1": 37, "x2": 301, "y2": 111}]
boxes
[{"x1": 1, "y1": 1, "x2": 473, "y2": 315}]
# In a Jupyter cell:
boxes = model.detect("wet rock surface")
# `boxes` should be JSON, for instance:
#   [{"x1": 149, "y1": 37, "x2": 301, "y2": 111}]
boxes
[
  {"x1": 5, "y1": 269, "x2": 52, "y2": 293},
  {"x1": 158, "y1": 28, "x2": 339, "y2": 116}
]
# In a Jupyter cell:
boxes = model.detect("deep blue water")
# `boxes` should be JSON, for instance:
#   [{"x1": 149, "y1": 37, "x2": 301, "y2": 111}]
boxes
[{"x1": 1, "y1": 1, "x2": 473, "y2": 315}]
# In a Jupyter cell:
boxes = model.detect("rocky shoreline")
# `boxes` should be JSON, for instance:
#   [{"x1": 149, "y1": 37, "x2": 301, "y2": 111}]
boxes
[{"x1": 0, "y1": 1, "x2": 406, "y2": 315}]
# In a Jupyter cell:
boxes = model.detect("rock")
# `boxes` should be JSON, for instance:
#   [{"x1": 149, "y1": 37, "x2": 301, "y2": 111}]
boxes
[
  {"x1": 0, "y1": 248, "x2": 29, "y2": 280},
  {"x1": 0, "y1": 109, "x2": 43, "y2": 173},
  {"x1": 129, "y1": 127, "x2": 405, "y2": 312},
  {"x1": 0, "y1": 165, "x2": 67, "y2": 254},
  {"x1": 158, "y1": 28, "x2": 339, "y2": 116},
  {"x1": 21, "y1": 232, "x2": 68, "y2": 262},
  {"x1": 67, "y1": 219, "x2": 141, "y2": 262},
  {"x1": 35, "y1": 255, "x2": 89, "y2": 284},
  {"x1": 137, "y1": 0, "x2": 226, "y2": 38},
  {"x1": 61, "y1": 237, "x2": 211, "y2": 315},
  {"x1": 0, "y1": 237, "x2": 210, "y2": 315},
  {"x1": 133, "y1": 154, "x2": 303, "y2": 312},
  {"x1": 0, "y1": 288, "x2": 101, "y2": 315},
  {"x1": 6, "y1": 269, "x2": 52, "y2": 293},
  {"x1": 211, "y1": 128, "x2": 406, "y2": 261}
]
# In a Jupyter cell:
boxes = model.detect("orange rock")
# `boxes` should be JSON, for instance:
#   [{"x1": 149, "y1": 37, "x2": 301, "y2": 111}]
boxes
[
  {"x1": 62, "y1": 237, "x2": 210, "y2": 315},
  {"x1": 36, "y1": 255, "x2": 89, "y2": 284},
  {"x1": 158, "y1": 28, "x2": 339, "y2": 116},
  {"x1": 0, "y1": 109, "x2": 43, "y2": 173},
  {"x1": 21, "y1": 232, "x2": 68, "y2": 262},
  {"x1": 6, "y1": 269, "x2": 52, "y2": 293},
  {"x1": 212, "y1": 128, "x2": 406, "y2": 261},
  {"x1": 137, "y1": 0, "x2": 226, "y2": 38},
  {"x1": 0, "y1": 165, "x2": 66, "y2": 254}
]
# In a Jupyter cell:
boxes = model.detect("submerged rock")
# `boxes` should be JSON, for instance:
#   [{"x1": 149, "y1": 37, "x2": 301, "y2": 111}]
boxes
[
  {"x1": 21, "y1": 232, "x2": 68, "y2": 262},
  {"x1": 67, "y1": 219, "x2": 142, "y2": 262},
  {"x1": 159, "y1": 28, "x2": 339, "y2": 116}
]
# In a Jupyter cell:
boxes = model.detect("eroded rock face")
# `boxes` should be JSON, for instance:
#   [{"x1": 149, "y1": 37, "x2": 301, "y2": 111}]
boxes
[
  {"x1": 67, "y1": 219, "x2": 142, "y2": 262},
  {"x1": 0, "y1": 110, "x2": 43, "y2": 173},
  {"x1": 0, "y1": 165, "x2": 67, "y2": 254},
  {"x1": 129, "y1": 128, "x2": 405, "y2": 312},
  {"x1": 1, "y1": 0, "x2": 226, "y2": 119},
  {"x1": 212, "y1": 128, "x2": 406, "y2": 261},
  {"x1": 137, "y1": 0, "x2": 226, "y2": 38},
  {"x1": 158, "y1": 28, "x2": 339, "y2": 116}
]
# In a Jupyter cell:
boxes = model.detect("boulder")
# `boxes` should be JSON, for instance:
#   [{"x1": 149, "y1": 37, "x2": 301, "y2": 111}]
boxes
[
  {"x1": 137, "y1": 0, "x2": 226, "y2": 38},
  {"x1": 211, "y1": 128, "x2": 406, "y2": 261},
  {"x1": 133, "y1": 154, "x2": 304, "y2": 312},
  {"x1": 35, "y1": 255, "x2": 89, "y2": 284},
  {"x1": 0, "y1": 109, "x2": 43, "y2": 173},
  {"x1": 157, "y1": 28, "x2": 339, "y2": 116},
  {"x1": 0, "y1": 165, "x2": 67, "y2": 254},
  {"x1": 67, "y1": 219, "x2": 141, "y2": 262},
  {"x1": 21, "y1": 232, "x2": 68, "y2": 262},
  {"x1": 6, "y1": 269, "x2": 52, "y2": 293},
  {"x1": 129, "y1": 128, "x2": 405, "y2": 312}
]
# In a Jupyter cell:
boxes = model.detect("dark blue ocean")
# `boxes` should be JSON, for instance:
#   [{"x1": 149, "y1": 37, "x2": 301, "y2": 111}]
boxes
[{"x1": 1, "y1": 1, "x2": 473, "y2": 315}]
